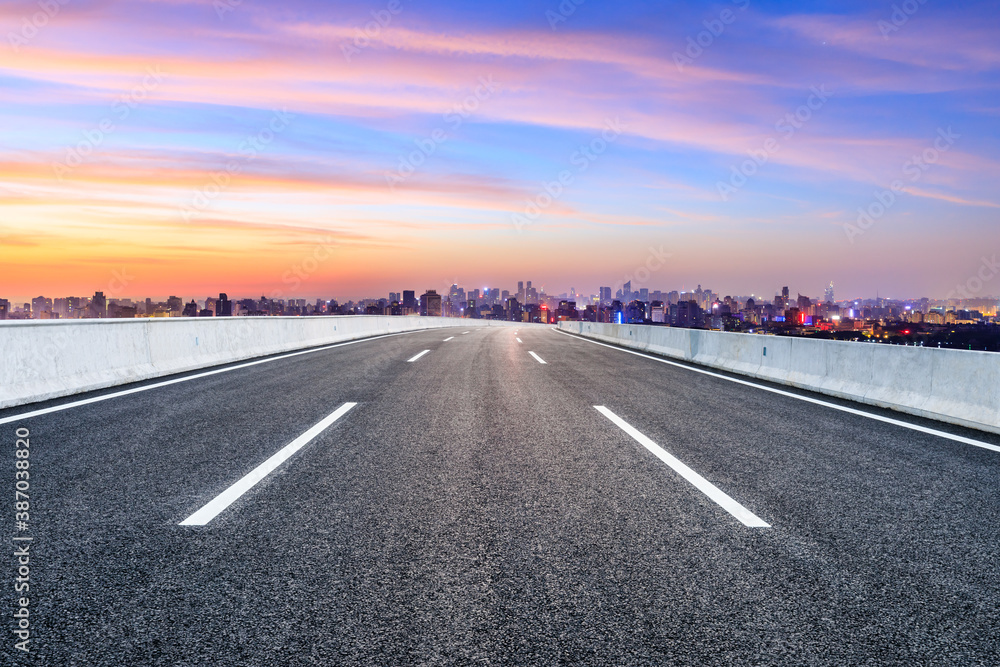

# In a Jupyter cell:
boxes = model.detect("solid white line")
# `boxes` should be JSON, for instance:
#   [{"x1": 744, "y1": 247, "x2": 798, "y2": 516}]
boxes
[
  {"x1": 557, "y1": 329, "x2": 1000, "y2": 454},
  {"x1": 443, "y1": 336, "x2": 455, "y2": 341},
  {"x1": 0, "y1": 330, "x2": 425, "y2": 426},
  {"x1": 407, "y1": 350, "x2": 431, "y2": 362},
  {"x1": 516, "y1": 338, "x2": 523, "y2": 343},
  {"x1": 595, "y1": 406, "x2": 770, "y2": 528},
  {"x1": 180, "y1": 402, "x2": 357, "y2": 526},
  {"x1": 528, "y1": 351, "x2": 547, "y2": 364}
]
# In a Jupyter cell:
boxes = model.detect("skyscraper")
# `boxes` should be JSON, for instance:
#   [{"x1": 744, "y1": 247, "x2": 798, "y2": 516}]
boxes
[
  {"x1": 402, "y1": 290, "x2": 416, "y2": 310},
  {"x1": 217, "y1": 293, "x2": 232, "y2": 317},
  {"x1": 89, "y1": 291, "x2": 107, "y2": 318},
  {"x1": 824, "y1": 282, "x2": 835, "y2": 304},
  {"x1": 420, "y1": 290, "x2": 442, "y2": 316}
]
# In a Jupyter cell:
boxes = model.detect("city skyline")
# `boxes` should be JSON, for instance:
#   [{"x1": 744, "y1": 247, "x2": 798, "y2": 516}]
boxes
[
  {"x1": 6, "y1": 278, "x2": 998, "y2": 352},
  {"x1": 4, "y1": 276, "x2": 999, "y2": 311},
  {"x1": 1, "y1": 1, "x2": 999, "y2": 300}
]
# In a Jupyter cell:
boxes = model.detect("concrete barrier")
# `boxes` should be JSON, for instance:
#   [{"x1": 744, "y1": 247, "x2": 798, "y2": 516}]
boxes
[
  {"x1": 559, "y1": 321, "x2": 1000, "y2": 435},
  {"x1": 0, "y1": 316, "x2": 504, "y2": 410}
]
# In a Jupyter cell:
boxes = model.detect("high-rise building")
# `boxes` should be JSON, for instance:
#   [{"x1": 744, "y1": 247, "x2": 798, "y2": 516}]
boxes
[
  {"x1": 217, "y1": 293, "x2": 232, "y2": 317},
  {"x1": 0, "y1": 299, "x2": 8, "y2": 320},
  {"x1": 824, "y1": 282, "x2": 835, "y2": 304},
  {"x1": 448, "y1": 284, "x2": 465, "y2": 310},
  {"x1": 52, "y1": 298, "x2": 69, "y2": 318},
  {"x1": 402, "y1": 290, "x2": 416, "y2": 310},
  {"x1": 420, "y1": 290, "x2": 442, "y2": 317},
  {"x1": 167, "y1": 296, "x2": 183, "y2": 315},
  {"x1": 676, "y1": 299, "x2": 702, "y2": 328},
  {"x1": 89, "y1": 291, "x2": 107, "y2": 318},
  {"x1": 31, "y1": 296, "x2": 52, "y2": 319},
  {"x1": 599, "y1": 286, "x2": 612, "y2": 305}
]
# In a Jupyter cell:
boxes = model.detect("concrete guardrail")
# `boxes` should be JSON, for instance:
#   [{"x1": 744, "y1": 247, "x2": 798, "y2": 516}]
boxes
[
  {"x1": 0, "y1": 316, "x2": 502, "y2": 410},
  {"x1": 558, "y1": 321, "x2": 1000, "y2": 435}
]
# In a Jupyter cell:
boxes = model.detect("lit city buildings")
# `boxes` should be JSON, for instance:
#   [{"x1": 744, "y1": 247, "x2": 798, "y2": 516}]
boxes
[{"x1": 3, "y1": 280, "x2": 998, "y2": 351}]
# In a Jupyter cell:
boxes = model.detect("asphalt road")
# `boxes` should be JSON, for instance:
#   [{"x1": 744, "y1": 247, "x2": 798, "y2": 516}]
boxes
[{"x1": 3, "y1": 325, "x2": 1000, "y2": 665}]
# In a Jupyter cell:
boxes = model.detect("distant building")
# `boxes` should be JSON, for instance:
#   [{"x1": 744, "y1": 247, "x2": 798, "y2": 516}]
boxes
[
  {"x1": 32, "y1": 296, "x2": 52, "y2": 319},
  {"x1": 625, "y1": 300, "x2": 646, "y2": 323},
  {"x1": 420, "y1": 290, "x2": 442, "y2": 316},
  {"x1": 217, "y1": 293, "x2": 232, "y2": 317},
  {"x1": 89, "y1": 291, "x2": 107, "y2": 318},
  {"x1": 402, "y1": 290, "x2": 416, "y2": 311},
  {"x1": 182, "y1": 300, "x2": 199, "y2": 317},
  {"x1": 651, "y1": 301, "x2": 666, "y2": 323},
  {"x1": 676, "y1": 300, "x2": 702, "y2": 328}
]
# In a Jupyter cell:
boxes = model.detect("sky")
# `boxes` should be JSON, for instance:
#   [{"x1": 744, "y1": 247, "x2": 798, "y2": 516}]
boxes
[{"x1": 0, "y1": 0, "x2": 998, "y2": 303}]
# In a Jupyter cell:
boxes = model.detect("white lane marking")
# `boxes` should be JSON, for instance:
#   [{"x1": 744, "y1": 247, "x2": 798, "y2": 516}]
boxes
[
  {"x1": 0, "y1": 330, "x2": 428, "y2": 426},
  {"x1": 558, "y1": 330, "x2": 1000, "y2": 454},
  {"x1": 528, "y1": 351, "x2": 547, "y2": 364},
  {"x1": 596, "y1": 406, "x2": 770, "y2": 528},
  {"x1": 462, "y1": 331, "x2": 470, "y2": 334},
  {"x1": 516, "y1": 338, "x2": 523, "y2": 343},
  {"x1": 180, "y1": 402, "x2": 357, "y2": 526},
  {"x1": 407, "y1": 350, "x2": 431, "y2": 362},
  {"x1": 443, "y1": 336, "x2": 455, "y2": 341}
]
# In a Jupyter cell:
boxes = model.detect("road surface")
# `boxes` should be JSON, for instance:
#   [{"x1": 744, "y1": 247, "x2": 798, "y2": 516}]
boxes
[{"x1": 3, "y1": 325, "x2": 999, "y2": 665}]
